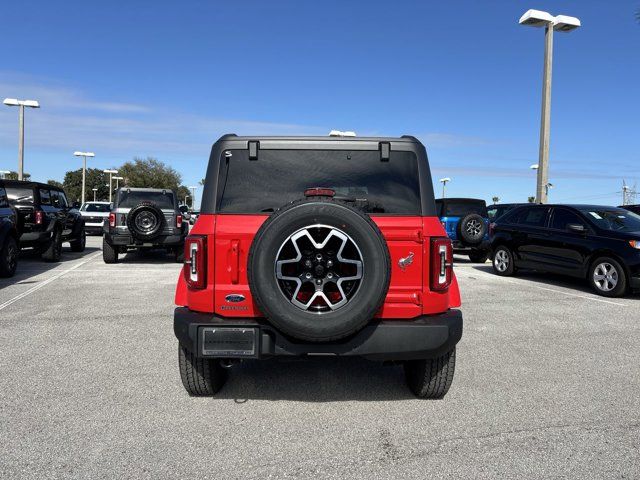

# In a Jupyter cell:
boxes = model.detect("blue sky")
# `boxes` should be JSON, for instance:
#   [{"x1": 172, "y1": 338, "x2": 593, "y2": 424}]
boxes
[{"x1": 1, "y1": 0, "x2": 639, "y2": 207}]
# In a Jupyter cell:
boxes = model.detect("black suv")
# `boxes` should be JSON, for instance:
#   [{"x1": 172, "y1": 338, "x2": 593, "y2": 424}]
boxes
[
  {"x1": 103, "y1": 187, "x2": 188, "y2": 263},
  {"x1": 620, "y1": 204, "x2": 640, "y2": 215},
  {"x1": 0, "y1": 182, "x2": 19, "y2": 277},
  {"x1": 5, "y1": 180, "x2": 86, "y2": 261},
  {"x1": 491, "y1": 204, "x2": 640, "y2": 297}
]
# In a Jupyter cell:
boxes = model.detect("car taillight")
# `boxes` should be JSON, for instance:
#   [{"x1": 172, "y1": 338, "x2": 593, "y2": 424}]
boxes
[
  {"x1": 176, "y1": 214, "x2": 183, "y2": 228},
  {"x1": 430, "y1": 237, "x2": 453, "y2": 291},
  {"x1": 108, "y1": 212, "x2": 116, "y2": 228},
  {"x1": 34, "y1": 210, "x2": 44, "y2": 225},
  {"x1": 184, "y1": 235, "x2": 206, "y2": 289}
]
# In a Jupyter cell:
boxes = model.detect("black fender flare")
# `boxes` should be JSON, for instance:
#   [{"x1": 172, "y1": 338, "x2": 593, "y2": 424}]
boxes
[{"x1": 0, "y1": 221, "x2": 19, "y2": 249}]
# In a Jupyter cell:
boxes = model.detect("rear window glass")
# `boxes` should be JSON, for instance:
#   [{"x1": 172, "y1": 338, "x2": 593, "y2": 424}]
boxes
[
  {"x1": 6, "y1": 187, "x2": 34, "y2": 204},
  {"x1": 437, "y1": 200, "x2": 487, "y2": 217},
  {"x1": 117, "y1": 191, "x2": 175, "y2": 209},
  {"x1": 217, "y1": 149, "x2": 421, "y2": 215},
  {"x1": 82, "y1": 203, "x2": 111, "y2": 212}
]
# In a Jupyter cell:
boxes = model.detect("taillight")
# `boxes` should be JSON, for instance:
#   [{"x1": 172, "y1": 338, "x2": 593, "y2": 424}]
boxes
[
  {"x1": 430, "y1": 237, "x2": 453, "y2": 291},
  {"x1": 184, "y1": 235, "x2": 206, "y2": 289},
  {"x1": 108, "y1": 212, "x2": 116, "y2": 228},
  {"x1": 176, "y1": 214, "x2": 183, "y2": 228},
  {"x1": 34, "y1": 210, "x2": 44, "y2": 225}
]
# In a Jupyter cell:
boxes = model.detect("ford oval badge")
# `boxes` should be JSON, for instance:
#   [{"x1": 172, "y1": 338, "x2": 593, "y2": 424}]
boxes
[{"x1": 225, "y1": 294, "x2": 245, "y2": 303}]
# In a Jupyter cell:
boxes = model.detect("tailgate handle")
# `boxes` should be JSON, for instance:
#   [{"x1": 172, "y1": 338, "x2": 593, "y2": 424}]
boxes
[{"x1": 230, "y1": 240, "x2": 240, "y2": 284}]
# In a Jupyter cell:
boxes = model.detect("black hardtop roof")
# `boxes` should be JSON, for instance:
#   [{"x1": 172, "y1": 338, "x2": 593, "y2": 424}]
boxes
[
  {"x1": 436, "y1": 198, "x2": 487, "y2": 204},
  {"x1": 2, "y1": 179, "x2": 63, "y2": 191},
  {"x1": 116, "y1": 187, "x2": 176, "y2": 194},
  {"x1": 513, "y1": 203, "x2": 626, "y2": 210},
  {"x1": 211, "y1": 133, "x2": 424, "y2": 151}
]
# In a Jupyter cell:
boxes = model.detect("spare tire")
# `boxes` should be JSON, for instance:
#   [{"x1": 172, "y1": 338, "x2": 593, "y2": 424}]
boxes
[
  {"x1": 126, "y1": 202, "x2": 165, "y2": 241},
  {"x1": 248, "y1": 198, "x2": 391, "y2": 342},
  {"x1": 457, "y1": 213, "x2": 486, "y2": 246}
]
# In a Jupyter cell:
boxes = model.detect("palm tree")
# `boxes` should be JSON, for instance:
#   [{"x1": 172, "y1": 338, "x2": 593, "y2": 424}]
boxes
[{"x1": 492, "y1": 196, "x2": 500, "y2": 204}]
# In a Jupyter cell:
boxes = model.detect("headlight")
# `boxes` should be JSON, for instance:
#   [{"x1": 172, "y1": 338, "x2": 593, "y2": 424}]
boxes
[{"x1": 629, "y1": 240, "x2": 640, "y2": 250}]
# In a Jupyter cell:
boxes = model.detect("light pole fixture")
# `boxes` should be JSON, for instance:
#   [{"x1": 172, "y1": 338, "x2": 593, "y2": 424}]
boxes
[
  {"x1": 439, "y1": 178, "x2": 451, "y2": 198},
  {"x1": 74, "y1": 151, "x2": 95, "y2": 205},
  {"x1": 112, "y1": 176, "x2": 123, "y2": 190},
  {"x1": 92, "y1": 187, "x2": 98, "y2": 201},
  {"x1": 519, "y1": 9, "x2": 580, "y2": 204},
  {"x1": 188, "y1": 186, "x2": 198, "y2": 209},
  {"x1": 103, "y1": 169, "x2": 118, "y2": 203},
  {"x1": 3, "y1": 98, "x2": 40, "y2": 180}
]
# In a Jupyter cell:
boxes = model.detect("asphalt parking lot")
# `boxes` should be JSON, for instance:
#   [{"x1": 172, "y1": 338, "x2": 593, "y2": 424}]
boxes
[{"x1": 1, "y1": 236, "x2": 639, "y2": 479}]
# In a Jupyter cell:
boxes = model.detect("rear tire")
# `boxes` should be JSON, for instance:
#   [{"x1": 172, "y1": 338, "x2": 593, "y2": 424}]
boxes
[
  {"x1": 178, "y1": 345, "x2": 227, "y2": 396},
  {"x1": 102, "y1": 237, "x2": 119, "y2": 263},
  {"x1": 0, "y1": 236, "x2": 18, "y2": 278},
  {"x1": 404, "y1": 348, "x2": 456, "y2": 399},
  {"x1": 41, "y1": 228, "x2": 62, "y2": 262},
  {"x1": 468, "y1": 250, "x2": 489, "y2": 263},
  {"x1": 70, "y1": 227, "x2": 86, "y2": 252},
  {"x1": 174, "y1": 243, "x2": 185, "y2": 263},
  {"x1": 492, "y1": 245, "x2": 515, "y2": 276}
]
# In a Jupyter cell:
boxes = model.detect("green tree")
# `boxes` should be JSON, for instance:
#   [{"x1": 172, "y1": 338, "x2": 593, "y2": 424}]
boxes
[
  {"x1": 47, "y1": 179, "x2": 63, "y2": 188},
  {"x1": 62, "y1": 168, "x2": 111, "y2": 203},
  {"x1": 5, "y1": 171, "x2": 31, "y2": 180},
  {"x1": 118, "y1": 157, "x2": 183, "y2": 190},
  {"x1": 177, "y1": 185, "x2": 191, "y2": 206},
  {"x1": 527, "y1": 196, "x2": 536, "y2": 203},
  {"x1": 492, "y1": 196, "x2": 500, "y2": 204}
]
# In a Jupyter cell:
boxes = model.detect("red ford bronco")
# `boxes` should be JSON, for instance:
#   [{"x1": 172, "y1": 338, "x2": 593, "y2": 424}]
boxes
[{"x1": 174, "y1": 134, "x2": 462, "y2": 398}]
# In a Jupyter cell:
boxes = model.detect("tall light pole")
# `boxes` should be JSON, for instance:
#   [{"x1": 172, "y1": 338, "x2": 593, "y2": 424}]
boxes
[
  {"x1": 3, "y1": 98, "x2": 40, "y2": 180},
  {"x1": 519, "y1": 9, "x2": 580, "y2": 204},
  {"x1": 113, "y1": 176, "x2": 123, "y2": 190},
  {"x1": 439, "y1": 178, "x2": 451, "y2": 198},
  {"x1": 103, "y1": 169, "x2": 118, "y2": 203},
  {"x1": 189, "y1": 186, "x2": 198, "y2": 209},
  {"x1": 74, "y1": 151, "x2": 95, "y2": 205},
  {"x1": 92, "y1": 188, "x2": 98, "y2": 201}
]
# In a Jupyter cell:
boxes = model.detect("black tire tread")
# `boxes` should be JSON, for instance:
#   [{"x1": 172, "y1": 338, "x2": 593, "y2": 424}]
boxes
[
  {"x1": 178, "y1": 345, "x2": 226, "y2": 396},
  {"x1": 0, "y1": 236, "x2": 18, "y2": 278},
  {"x1": 102, "y1": 237, "x2": 118, "y2": 263},
  {"x1": 41, "y1": 228, "x2": 62, "y2": 262},
  {"x1": 404, "y1": 348, "x2": 456, "y2": 399},
  {"x1": 70, "y1": 226, "x2": 86, "y2": 252}
]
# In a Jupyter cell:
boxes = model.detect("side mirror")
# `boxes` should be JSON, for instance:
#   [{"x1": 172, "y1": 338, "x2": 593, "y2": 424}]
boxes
[
  {"x1": 567, "y1": 223, "x2": 586, "y2": 233},
  {"x1": 72, "y1": 201, "x2": 81, "y2": 209},
  {"x1": 109, "y1": 203, "x2": 114, "y2": 210},
  {"x1": 179, "y1": 205, "x2": 189, "y2": 213}
]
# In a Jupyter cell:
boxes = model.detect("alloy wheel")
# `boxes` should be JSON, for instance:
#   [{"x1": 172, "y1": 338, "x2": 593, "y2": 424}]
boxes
[
  {"x1": 494, "y1": 249, "x2": 509, "y2": 272},
  {"x1": 275, "y1": 225, "x2": 363, "y2": 313},
  {"x1": 593, "y1": 262, "x2": 618, "y2": 292}
]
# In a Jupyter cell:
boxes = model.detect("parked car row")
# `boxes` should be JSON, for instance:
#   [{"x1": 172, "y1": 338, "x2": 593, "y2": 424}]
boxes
[{"x1": 0, "y1": 180, "x2": 86, "y2": 277}]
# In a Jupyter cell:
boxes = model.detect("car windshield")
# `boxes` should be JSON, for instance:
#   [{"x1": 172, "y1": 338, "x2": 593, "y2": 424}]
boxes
[
  {"x1": 82, "y1": 203, "x2": 111, "y2": 212},
  {"x1": 579, "y1": 208, "x2": 640, "y2": 232},
  {"x1": 6, "y1": 187, "x2": 34, "y2": 204},
  {"x1": 118, "y1": 191, "x2": 175, "y2": 209}
]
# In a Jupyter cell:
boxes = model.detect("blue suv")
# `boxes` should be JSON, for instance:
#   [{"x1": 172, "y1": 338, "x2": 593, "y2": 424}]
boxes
[{"x1": 436, "y1": 198, "x2": 490, "y2": 262}]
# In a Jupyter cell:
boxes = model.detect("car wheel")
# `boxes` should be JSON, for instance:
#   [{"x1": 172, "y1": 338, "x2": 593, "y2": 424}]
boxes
[
  {"x1": 41, "y1": 228, "x2": 63, "y2": 262},
  {"x1": 70, "y1": 227, "x2": 86, "y2": 252},
  {"x1": 492, "y1": 245, "x2": 515, "y2": 276},
  {"x1": 178, "y1": 345, "x2": 227, "y2": 396},
  {"x1": 589, "y1": 256, "x2": 627, "y2": 297},
  {"x1": 126, "y1": 202, "x2": 166, "y2": 241},
  {"x1": 404, "y1": 348, "x2": 456, "y2": 399},
  {"x1": 468, "y1": 250, "x2": 489, "y2": 263},
  {"x1": 102, "y1": 237, "x2": 119, "y2": 264},
  {"x1": 0, "y1": 236, "x2": 19, "y2": 278},
  {"x1": 248, "y1": 198, "x2": 391, "y2": 342}
]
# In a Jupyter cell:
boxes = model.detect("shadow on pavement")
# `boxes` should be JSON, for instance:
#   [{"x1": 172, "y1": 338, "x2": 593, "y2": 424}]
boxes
[
  {"x1": 214, "y1": 357, "x2": 415, "y2": 402},
  {"x1": 471, "y1": 264, "x2": 640, "y2": 301}
]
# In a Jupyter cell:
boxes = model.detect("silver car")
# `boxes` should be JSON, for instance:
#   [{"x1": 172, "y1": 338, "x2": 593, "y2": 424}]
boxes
[{"x1": 79, "y1": 201, "x2": 111, "y2": 235}]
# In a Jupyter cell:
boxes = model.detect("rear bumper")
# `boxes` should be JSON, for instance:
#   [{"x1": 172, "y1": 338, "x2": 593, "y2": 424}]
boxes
[
  {"x1": 173, "y1": 307, "x2": 463, "y2": 361},
  {"x1": 20, "y1": 230, "x2": 52, "y2": 245},
  {"x1": 105, "y1": 231, "x2": 184, "y2": 246}
]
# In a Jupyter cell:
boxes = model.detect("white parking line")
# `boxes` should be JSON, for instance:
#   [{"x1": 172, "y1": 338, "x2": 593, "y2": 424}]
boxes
[{"x1": 0, "y1": 252, "x2": 102, "y2": 312}]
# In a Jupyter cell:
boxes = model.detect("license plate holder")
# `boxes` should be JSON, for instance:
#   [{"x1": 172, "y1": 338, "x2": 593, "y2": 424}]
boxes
[{"x1": 200, "y1": 327, "x2": 258, "y2": 357}]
